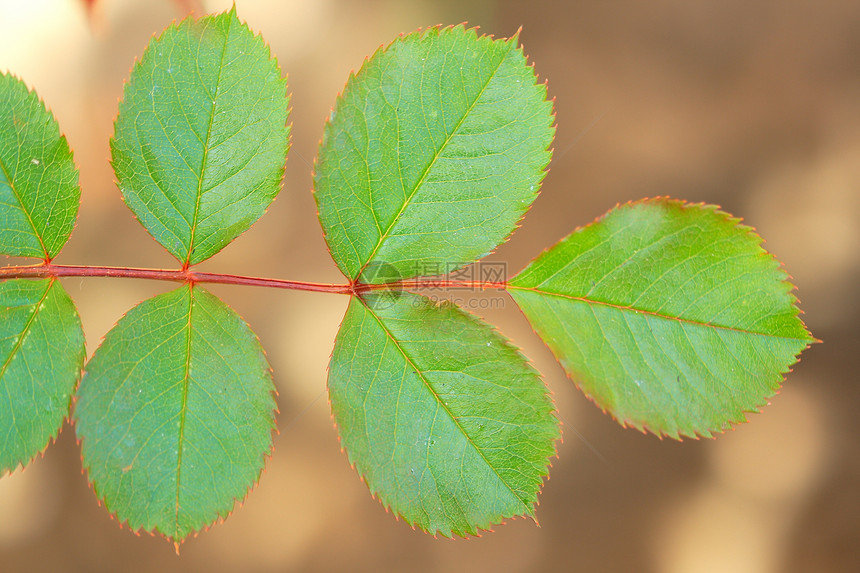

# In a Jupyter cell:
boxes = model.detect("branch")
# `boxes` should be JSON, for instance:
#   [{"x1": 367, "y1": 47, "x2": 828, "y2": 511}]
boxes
[{"x1": 0, "y1": 264, "x2": 509, "y2": 294}]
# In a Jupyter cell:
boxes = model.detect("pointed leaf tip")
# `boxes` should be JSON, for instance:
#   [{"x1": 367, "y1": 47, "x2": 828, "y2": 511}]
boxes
[
  {"x1": 75, "y1": 284, "x2": 276, "y2": 540},
  {"x1": 314, "y1": 25, "x2": 555, "y2": 282},
  {"x1": 510, "y1": 198, "x2": 812, "y2": 439},
  {"x1": 0, "y1": 73, "x2": 81, "y2": 260},
  {"x1": 328, "y1": 292, "x2": 558, "y2": 537},
  {"x1": 111, "y1": 9, "x2": 290, "y2": 266}
]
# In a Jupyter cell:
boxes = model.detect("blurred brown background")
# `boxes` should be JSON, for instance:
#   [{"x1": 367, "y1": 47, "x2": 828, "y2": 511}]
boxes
[{"x1": 1, "y1": 0, "x2": 858, "y2": 571}]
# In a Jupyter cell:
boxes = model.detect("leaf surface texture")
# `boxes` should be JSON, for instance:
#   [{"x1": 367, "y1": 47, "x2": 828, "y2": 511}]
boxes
[
  {"x1": 111, "y1": 9, "x2": 290, "y2": 265},
  {"x1": 75, "y1": 284, "x2": 276, "y2": 540},
  {"x1": 0, "y1": 73, "x2": 80, "y2": 260},
  {"x1": 510, "y1": 198, "x2": 813, "y2": 438},
  {"x1": 328, "y1": 292, "x2": 558, "y2": 536},
  {"x1": 315, "y1": 25, "x2": 554, "y2": 282},
  {"x1": 0, "y1": 278, "x2": 85, "y2": 474}
]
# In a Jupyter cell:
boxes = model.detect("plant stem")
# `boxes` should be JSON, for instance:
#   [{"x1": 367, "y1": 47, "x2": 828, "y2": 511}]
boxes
[{"x1": 0, "y1": 263, "x2": 509, "y2": 294}]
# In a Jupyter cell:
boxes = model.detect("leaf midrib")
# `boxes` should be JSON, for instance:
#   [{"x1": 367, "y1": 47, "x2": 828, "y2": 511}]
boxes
[
  {"x1": 360, "y1": 297, "x2": 531, "y2": 514},
  {"x1": 355, "y1": 40, "x2": 515, "y2": 280},
  {"x1": 185, "y1": 18, "x2": 232, "y2": 266},
  {"x1": 0, "y1": 279, "x2": 53, "y2": 453},
  {"x1": 173, "y1": 285, "x2": 194, "y2": 537},
  {"x1": 509, "y1": 285, "x2": 810, "y2": 341},
  {"x1": 0, "y1": 154, "x2": 49, "y2": 259}
]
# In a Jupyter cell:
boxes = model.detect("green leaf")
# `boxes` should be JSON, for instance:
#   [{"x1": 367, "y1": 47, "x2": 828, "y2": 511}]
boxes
[
  {"x1": 328, "y1": 291, "x2": 558, "y2": 537},
  {"x1": 314, "y1": 25, "x2": 554, "y2": 282},
  {"x1": 0, "y1": 73, "x2": 80, "y2": 260},
  {"x1": 1, "y1": 278, "x2": 85, "y2": 474},
  {"x1": 74, "y1": 284, "x2": 276, "y2": 541},
  {"x1": 509, "y1": 198, "x2": 813, "y2": 439},
  {"x1": 111, "y1": 8, "x2": 290, "y2": 266}
]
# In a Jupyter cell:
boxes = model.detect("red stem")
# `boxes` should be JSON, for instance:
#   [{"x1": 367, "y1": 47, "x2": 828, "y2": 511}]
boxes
[{"x1": 0, "y1": 263, "x2": 509, "y2": 294}]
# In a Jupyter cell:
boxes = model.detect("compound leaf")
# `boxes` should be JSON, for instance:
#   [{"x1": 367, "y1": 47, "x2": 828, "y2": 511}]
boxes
[
  {"x1": 0, "y1": 278, "x2": 85, "y2": 474},
  {"x1": 315, "y1": 25, "x2": 554, "y2": 283},
  {"x1": 75, "y1": 284, "x2": 276, "y2": 541},
  {"x1": 328, "y1": 291, "x2": 558, "y2": 537},
  {"x1": 111, "y1": 8, "x2": 290, "y2": 266},
  {"x1": 0, "y1": 73, "x2": 80, "y2": 260},
  {"x1": 509, "y1": 198, "x2": 813, "y2": 439}
]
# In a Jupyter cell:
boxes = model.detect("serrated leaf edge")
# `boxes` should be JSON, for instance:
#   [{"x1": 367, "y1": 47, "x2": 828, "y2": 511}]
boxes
[
  {"x1": 312, "y1": 23, "x2": 556, "y2": 283},
  {"x1": 326, "y1": 291, "x2": 560, "y2": 538},
  {"x1": 509, "y1": 196, "x2": 815, "y2": 440},
  {"x1": 0, "y1": 278, "x2": 86, "y2": 476},
  {"x1": 108, "y1": 8, "x2": 291, "y2": 268},
  {"x1": 72, "y1": 283, "x2": 279, "y2": 546},
  {"x1": 0, "y1": 72, "x2": 82, "y2": 261}
]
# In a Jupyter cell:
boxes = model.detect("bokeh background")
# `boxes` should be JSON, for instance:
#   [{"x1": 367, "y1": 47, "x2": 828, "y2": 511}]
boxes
[{"x1": 1, "y1": 0, "x2": 858, "y2": 571}]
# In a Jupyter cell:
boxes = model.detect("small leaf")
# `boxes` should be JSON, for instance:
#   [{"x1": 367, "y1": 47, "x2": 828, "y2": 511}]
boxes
[
  {"x1": 75, "y1": 284, "x2": 276, "y2": 541},
  {"x1": 328, "y1": 291, "x2": 558, "y2": 537},
  {"x1": 111, "y1": 8, "x2": 290, "y2": 266},
  {"x1": 509, "y1": 198, "x2": 814, "y2": 439},
  {"x1": 0, "y1": 73, "x2": 81, "y2": 260},
  {"x1": 0, "y1": 278, "x2": 85, "y2": 474},
  {"x1": 315, "y1": 25, "x2": 554, "y2": 282}
]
